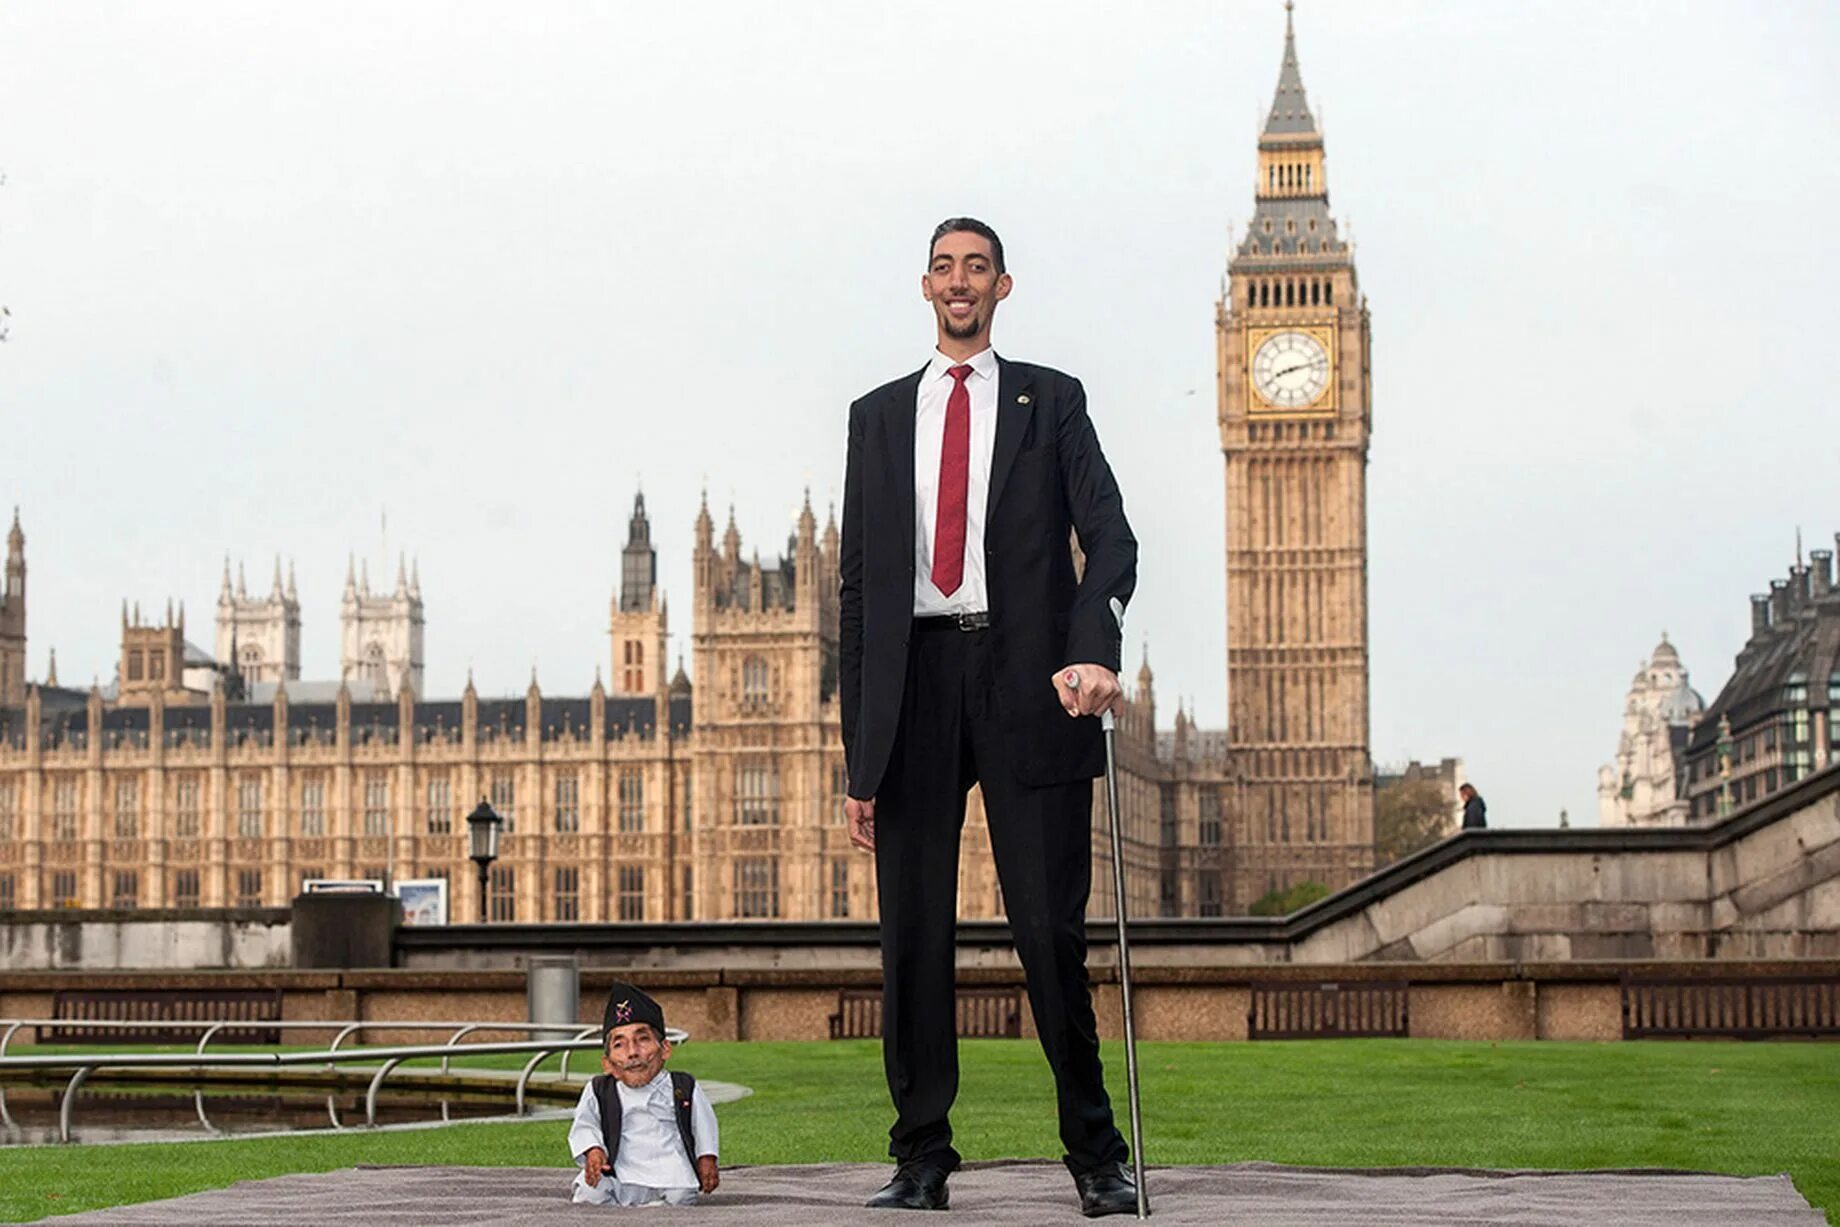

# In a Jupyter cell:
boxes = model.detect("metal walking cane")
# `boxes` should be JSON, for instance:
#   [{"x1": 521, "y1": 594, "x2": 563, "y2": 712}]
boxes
[{"x1": 1067, "y1": 595, "x2": 1149, "y2": 1217}]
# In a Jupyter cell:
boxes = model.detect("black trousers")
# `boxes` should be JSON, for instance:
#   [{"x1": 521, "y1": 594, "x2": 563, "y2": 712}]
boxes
[{"x1": 873, "y1": 621, "x2": 1128, "y2": 1176}]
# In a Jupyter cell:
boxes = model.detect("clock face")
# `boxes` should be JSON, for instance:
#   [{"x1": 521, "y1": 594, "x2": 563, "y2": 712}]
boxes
[{"x1": 1251, "y1": 330, "x2": 1331, "y2": 409}]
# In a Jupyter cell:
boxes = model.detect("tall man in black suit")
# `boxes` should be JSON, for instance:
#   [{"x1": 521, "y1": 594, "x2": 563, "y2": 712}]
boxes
[{"x1": 839, "y1": 218, "x2": 1139, "y2": 1217}]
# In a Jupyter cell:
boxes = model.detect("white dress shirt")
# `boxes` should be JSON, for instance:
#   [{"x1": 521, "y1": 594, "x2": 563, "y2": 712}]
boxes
[
  {"x1": 568, "y1": 1069, "x2": 719, "y2": 1206},
  {"x1": 913, "y1": 346, "x2": 999, "y2": 616}
]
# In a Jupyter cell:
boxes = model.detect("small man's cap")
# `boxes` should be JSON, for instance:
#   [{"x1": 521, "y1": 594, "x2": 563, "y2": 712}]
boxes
[{"x1": 602, "y1": 981, "x2": 666, "y2": 1041}]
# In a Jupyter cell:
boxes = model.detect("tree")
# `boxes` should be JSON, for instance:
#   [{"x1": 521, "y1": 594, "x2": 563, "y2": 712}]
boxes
[
  {"x1": 1248, "y1": 880, "x2": 1331, "y2": 916},
  {"x1": 1375, "y1": 776, "x2": 1451, "y2": 868}
]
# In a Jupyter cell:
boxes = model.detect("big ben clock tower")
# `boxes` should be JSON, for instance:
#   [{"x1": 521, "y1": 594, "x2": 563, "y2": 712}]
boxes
[{"x1": 1219, "y1": 2, "x2": 1375, "y2": 898}]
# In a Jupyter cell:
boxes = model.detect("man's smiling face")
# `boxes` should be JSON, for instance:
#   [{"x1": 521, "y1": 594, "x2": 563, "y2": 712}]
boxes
[{"x1": 922, "y1": 230, "x2": 1011, "y2": 346}]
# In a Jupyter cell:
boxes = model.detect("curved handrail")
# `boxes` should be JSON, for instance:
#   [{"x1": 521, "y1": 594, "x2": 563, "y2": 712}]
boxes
[
  {"x1": 0, "y1": 1021, "x2": 24, "y2": 1058},
  {"x1": 25, "y1": 1037, "x2": 606, "y2": 1143},
  {"x1": 364, "y1": 1057, "x2": 408, "y2": 1126},
  {"x1": 58, "y1": 1067, "x2": 94, "y2": 1142}
]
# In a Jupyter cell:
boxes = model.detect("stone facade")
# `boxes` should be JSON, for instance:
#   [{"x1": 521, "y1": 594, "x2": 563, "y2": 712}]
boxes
[
  {"x1": 339, "y1": 556, "x2": 424, "y2": 698},
  {"x1": 1598, "y1": 634, "x2": 1703, "y2": 827},
  {"x1": 1682, "y1": 542, "x2": 1840, "y2": 822},
  {"x1": 1212, "y1": 6, "x2": 1377, "y2": 903},
  {"x1": 215, "y1": 559, "x2": 302, "y2": 686}
]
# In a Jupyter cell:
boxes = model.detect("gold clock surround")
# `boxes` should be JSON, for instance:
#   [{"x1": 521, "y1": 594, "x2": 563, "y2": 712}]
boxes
[{"x1": 1245, "y1": 323, "x2": 1338, "y2": 415}]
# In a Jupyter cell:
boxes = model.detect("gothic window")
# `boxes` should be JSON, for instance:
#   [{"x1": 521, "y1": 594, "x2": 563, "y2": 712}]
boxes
[
  {"x1": 619, "y1": 768, "x2": 644, "y2": 833},
  {"x1": 128, "y1": 651, "x2": 143, "y2": 681},
  {"x1": 735, "y1": 760, "x2": 779, "y2": 826},
  {"x1": 0, "y1": 781, "x2": 14, "y2": 841},
  {"x1": 1262, "y1": 219, "x2": 1272, "y2": 234},
  {"x1": 0, "y1": 873, "x2": 14, "y2": 909},
  {"x1": 1324, "y1": 280, "x2": 1333, "y2": 304},
  {"x1": 240, "y1": 644, "x2": 262, "y2": 675},
  {"x1": 51, "y1": 871, "x2": 79, "y2": 908},
  {"x1": 172, "y1": 868, "x2": 200, "y2": 908},
  {"x1": 237, "y1": 775, "x2": 264, "y2": 838},
  {"x1": 1199, "y1": 872, "x2": 1223, "y2": 918},
  {"x1": 112, "y1": 870, "x2": 139, "y2": 909},
  {"x1": 1159, "y1": 789, "x2": 1177, "y2": 846},
  {"x1": 488, "y1": 865, "x2": 516, "y2": 922},
  {"x1": 1259, "y1": 282, "x2": 1270, "y2": 308},
  {"x1": 114, "y1": 778, "x2": 140, "y2": 840},
  {"x1": 831, "y1": 762, "x2": 849, "y2": 825},
  {"x1": 425, "y1": 775, "x2": 452, "y2": 834},
  {"x1": 149, "y1": 652, "x2": 164, "y2": 681},
  {"x1": 1305, "y1": 164, "x2": 1312, "y2": 191},
  {"x1": 1199, "y1": 788, "x2": 1222, "y2": 846},
  {"x1": 491, "y1": 772, "x2": 516, "y2": 832},
  {"x1": 681, "y1": 865, "x2": 694, "y2": 918},
  {"x1": 51, "y1": 777, "x2": 78, "y2": 842},
  {"x1": 554, "y1": 867, "x2": 581, "y2": 921},
  {"x1": 830, "y1": 858, "x2": 850, "y2": 918},
  {"x1": 235, "y1": 869, "x2": 263, "y2": 908},
  {"x1": 618, "y1": 865, "x2": 645, "y2": 921},
  {"x1": 554, "y1": 771, "x2": 580, "y2": 834},
  {"x1": 300, "y1": 775, "x2": 326, "y2": 837},
  {"x1": 1311, "y1": 281, "x2": 1320, "y2": 306},
  {"x1": 733, "y1": 856, "x2": 780, "y2": 918},
  {"x1": 174, "y1": 776, "x2": 201, "y2": 838},
  {"x1": 364, "y1": 641, "x2": 386, "y2": 685},
  {"x1": 742, "y1": 656, "x2": 770, "y2": 707},
  {"x1": 1285, "y1": 219, "x2": 1296, "y2": 234},
  {"x1": 363, "y1": 772, "x2": 389, "y2": 837},
  {"x1": 1247, "y1": 283, "x2": 1256, "y2": 310}
]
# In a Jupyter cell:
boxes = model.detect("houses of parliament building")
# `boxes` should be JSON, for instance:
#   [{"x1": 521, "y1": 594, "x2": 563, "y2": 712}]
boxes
[{"x1": 0, "y1": 9, "x2": 1375, "y2": 924}]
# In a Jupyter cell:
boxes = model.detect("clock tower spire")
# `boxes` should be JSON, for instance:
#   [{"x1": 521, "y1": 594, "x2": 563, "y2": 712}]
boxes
[{"x1": 1217, "y1": 2, "x2": 1375, "y2": 900}]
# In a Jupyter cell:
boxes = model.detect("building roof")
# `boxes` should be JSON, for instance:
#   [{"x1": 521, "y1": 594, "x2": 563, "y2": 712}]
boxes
[
  {"x1": 1688, "y1": 554, "x2": 1840, "y2": 754},
  {"x1": 1263, "y1": 2, "x2": 1317, "y2": 137}
]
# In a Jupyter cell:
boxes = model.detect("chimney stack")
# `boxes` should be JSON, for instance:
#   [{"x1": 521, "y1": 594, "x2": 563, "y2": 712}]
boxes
[
  {"x1": 1812, "y1": 549, "x2": 1834, "y2": 599},
  {"x1": 1750, "y1": 593, "x2": 1772, "y2": 639},
  {"x1": 1770, "y1": 578, "x2": 1790, "y2": 626}
]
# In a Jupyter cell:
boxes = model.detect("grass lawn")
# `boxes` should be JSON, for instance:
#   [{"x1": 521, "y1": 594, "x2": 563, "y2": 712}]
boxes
[{"x1": 1, "y1": 1039, "x2": 1835, "y2": 1223}]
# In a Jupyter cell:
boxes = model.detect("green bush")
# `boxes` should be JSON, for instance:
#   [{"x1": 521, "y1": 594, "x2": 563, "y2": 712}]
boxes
[{"x1": 1248, "y1": 880, "x2": 1331, "y2": 916}]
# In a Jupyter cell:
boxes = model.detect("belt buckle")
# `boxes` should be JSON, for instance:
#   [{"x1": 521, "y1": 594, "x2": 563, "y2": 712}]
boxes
[{"x1": 955, "y1": 611, "x2": 989, "y2": 632}]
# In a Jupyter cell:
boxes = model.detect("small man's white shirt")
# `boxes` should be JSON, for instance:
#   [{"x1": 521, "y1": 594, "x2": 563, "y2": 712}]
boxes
[
  {"x1": 568, "y1": 1069, "x2": 718, "y2": 1206},
  {"x1": 913, "y1": 346, "x2": 999, "y2": 616}
]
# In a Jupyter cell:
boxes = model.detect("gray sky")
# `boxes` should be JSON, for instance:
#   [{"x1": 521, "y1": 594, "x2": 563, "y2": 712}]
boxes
[{"x1": 3, "y1": 1, "x2": 1837, "y2": 829}]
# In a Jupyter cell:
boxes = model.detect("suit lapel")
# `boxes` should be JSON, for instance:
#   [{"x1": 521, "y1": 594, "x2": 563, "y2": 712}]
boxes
[
  {"x1": 987, "y1": 355, "x2": 1035, "y2": 519},
  {"x1": 886, "y1": 367, "x2": 925, "y2": 569}
]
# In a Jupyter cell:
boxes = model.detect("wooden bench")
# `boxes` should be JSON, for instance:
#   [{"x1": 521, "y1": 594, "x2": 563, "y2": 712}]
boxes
[
  {"x1": 1621, "y1": 975, "x2": 1840, "y2": 1039},
  {"x1": 1248, "y1": 981, "x2": 1409, "y2": 1039},
  {"x1": 829, "y1": 986, "x2": 1024, "y2": 1040},
  {"x1": 44, "y1": 989, "x2": 284, "y2": 1045}
]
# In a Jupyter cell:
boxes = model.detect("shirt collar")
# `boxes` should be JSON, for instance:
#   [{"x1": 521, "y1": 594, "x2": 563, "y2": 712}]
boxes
[{"x1": 926, "y1": 347, "x2": 997, "y2": 384}]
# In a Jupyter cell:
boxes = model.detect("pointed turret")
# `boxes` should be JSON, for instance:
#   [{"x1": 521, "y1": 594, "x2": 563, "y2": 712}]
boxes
[
  {"x1": 395, "y1": 553, "x2": 409, "y2": 596},
  {"x1": 723, "y1": 505, "x2": 741, "y2": 560},
  {"x1": 271, "y1": 556, "x2": 284, "y2": 597},
  {"x1": 286, "y1": 559, "x2": 298, "y2": 601},
  {"x1": 220, "y1": 556, "x2": 234, "y2": 603},
  {"x1": 620, "y1": 490, "x2": 658, "y2": 613},
  {"x1": 409, "y1": 556, "x2": 421, "y2": 599},
  {"x1": 236, "y1": 562, "x2": 247, "y2": 599},
  {"x1": 45, "y1": 646, "x2": 57, "y2": 689},
  {"x1": 6, "y1": 507, "x2": 21, "y2": 554},
  {"x1": 344, "y1": 554, "x2": 358, "y2": 599},
  {"x1": 1264, "y1": 1, "x2": 1316, "y2": 137}
]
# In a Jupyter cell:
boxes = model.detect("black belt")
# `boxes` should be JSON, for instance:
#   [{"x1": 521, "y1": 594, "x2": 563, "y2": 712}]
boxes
[{"x1": 914, "y1": 611, "x2": 990, "y2": 632}]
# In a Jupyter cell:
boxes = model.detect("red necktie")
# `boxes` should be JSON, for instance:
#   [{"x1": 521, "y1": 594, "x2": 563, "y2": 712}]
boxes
[{"x1": 931, "y1": 364, "x2": 974, "y2": 596}]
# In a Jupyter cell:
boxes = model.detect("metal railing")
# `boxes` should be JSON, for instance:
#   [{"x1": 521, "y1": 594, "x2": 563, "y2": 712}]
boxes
[
  {"x1": 0, "y1": 1017, "x2": 672, "y2": 1078},
  {"x1": 0, "y1": 1038, "x2": 596, "y2": 1142}
]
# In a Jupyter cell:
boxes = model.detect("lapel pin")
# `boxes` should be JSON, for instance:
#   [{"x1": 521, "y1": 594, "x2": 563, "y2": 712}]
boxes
[{"x1": 1017, "y1": 394, "x2": 1031, "y2": 404}]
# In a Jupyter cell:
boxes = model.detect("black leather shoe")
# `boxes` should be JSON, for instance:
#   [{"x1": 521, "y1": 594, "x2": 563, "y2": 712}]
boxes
[
  {"x1": 1074, "y1": 1162, "x2": 1141, "y2": 1217},
  {"x1": 866, "y1": 1160, "x2": 951, "y2": 1210}
]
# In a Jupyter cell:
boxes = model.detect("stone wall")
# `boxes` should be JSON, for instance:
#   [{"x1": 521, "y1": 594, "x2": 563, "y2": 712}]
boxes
[{"x1": 0, "y1": 907, "x2": 290, "y2": 971}]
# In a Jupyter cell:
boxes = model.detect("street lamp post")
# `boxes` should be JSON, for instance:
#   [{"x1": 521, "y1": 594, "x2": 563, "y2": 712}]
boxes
[{"x1": 466, "y1": 798, "x2": 503, "y2": 923}]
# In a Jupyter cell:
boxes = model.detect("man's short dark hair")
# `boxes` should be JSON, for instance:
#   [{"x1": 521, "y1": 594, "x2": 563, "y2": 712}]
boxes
[{"x1": 930, "y1": 217, "x2": 1004, "y2": 274}]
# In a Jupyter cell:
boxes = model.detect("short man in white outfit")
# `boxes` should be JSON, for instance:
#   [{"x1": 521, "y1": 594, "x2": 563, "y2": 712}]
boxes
[{"x1": 567, "y1": 981, "x2": 719, "y2": 1206}]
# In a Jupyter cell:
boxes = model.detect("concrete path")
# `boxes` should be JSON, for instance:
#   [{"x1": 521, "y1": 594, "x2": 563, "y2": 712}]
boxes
[{"x1": 49, "y1": 1161, "x2": 1826, "y2": 1225}]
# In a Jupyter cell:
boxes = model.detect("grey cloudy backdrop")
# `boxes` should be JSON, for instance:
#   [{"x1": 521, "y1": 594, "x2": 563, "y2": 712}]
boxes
[{"x1": 3, "y1": 1, "x2": 1837, "y2": 827}]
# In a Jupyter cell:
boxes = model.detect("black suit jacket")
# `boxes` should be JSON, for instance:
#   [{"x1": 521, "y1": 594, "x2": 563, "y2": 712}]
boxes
[{"x1": 839, "y1": 355, "x2": 1137, "y2": 799}]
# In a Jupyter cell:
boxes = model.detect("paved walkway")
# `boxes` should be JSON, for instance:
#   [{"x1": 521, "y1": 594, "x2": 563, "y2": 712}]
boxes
[{"x1": 51, "y1": 1161, "x2": 1826, "y2": 1225}]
